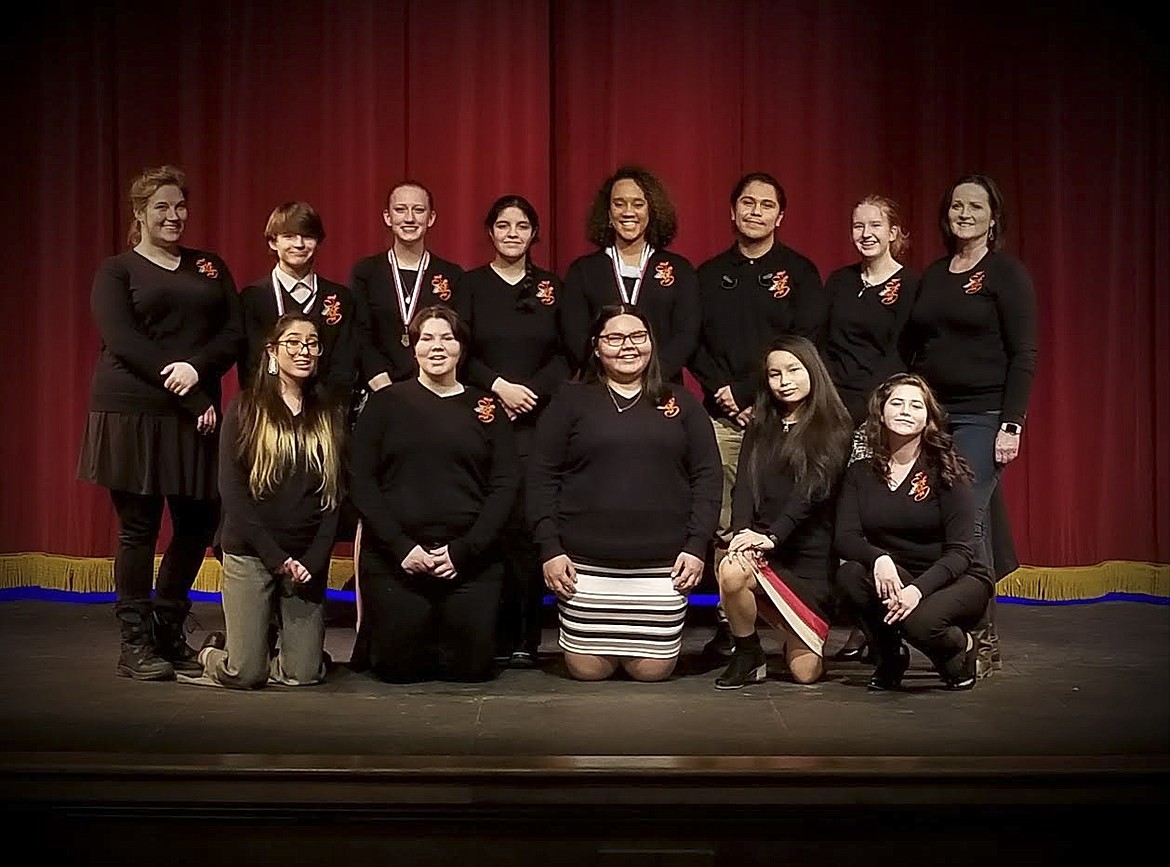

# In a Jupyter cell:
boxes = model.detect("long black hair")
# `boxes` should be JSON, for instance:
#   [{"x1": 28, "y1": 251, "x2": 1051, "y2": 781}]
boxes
[
  {"x1": 581, "y1": 303, "x2": 671, "y2": 406},
  {"x1": 484, "y1": 193, "x2": 543, "y2": 311}
]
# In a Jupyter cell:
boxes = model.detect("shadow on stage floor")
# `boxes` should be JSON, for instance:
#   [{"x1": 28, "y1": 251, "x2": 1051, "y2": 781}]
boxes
[{"x1": 1, "y1": 598, "x2": 1167, "y2": 864}]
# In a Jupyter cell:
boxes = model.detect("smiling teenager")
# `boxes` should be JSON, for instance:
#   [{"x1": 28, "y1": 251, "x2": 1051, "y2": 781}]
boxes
[{"x1": 77, "y1": 165, "x2": 241, "y2": 680}]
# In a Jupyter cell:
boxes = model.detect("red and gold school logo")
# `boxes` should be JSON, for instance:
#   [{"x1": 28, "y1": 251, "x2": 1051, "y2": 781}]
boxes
[
  {"x1": 909, "y1": 471, "x2": 931, "y2": 502},
  {"x1": 475, "y1": 396, "x2": 496, "y2": 423},
  {"x1": 195, "y1": 257, "x2": 219, "y2": 279},
  {"x1": 659, "y1": 396, "x2": 680, "y2": 418},
  {"x1": 963, "y1": 271, "x2": 986, "y2": 295},
  {"x1": 769, "y1": 271, "x2": 790, "y2": 298},
  {"x1": 535, "y1": 280, "x2": 555, "y2": 305},
  {"x1": 322, "y1": 294, "x2": 343, "y2": 325},
  {"x1": 878, "y1": 277, "x2": 901, "y2": 306},
  {"x1": 431, "y1": 274, "x2": 452, "y2": 301},
  {"x1": 654, "y1": 262, "x2": 675, "y2": 287}
]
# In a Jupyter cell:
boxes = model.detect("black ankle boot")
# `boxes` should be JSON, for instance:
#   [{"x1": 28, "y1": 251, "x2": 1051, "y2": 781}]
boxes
[
  {"x1": 151, "y1": 599, "x2": 202, "y2": 674},
  {"x1": 941, "y1": 633, "x2": 979, "y2": 690},
  {"x1": 703, "y1": 608, "x2": 735, "y2": 659},
  {"x1": 867, "y1": 642, "x2": 910, "y2": 691},
  {"x1": 715, "y1": 634, "x2": 767, "y2": 690},
  {"x1": 116, "y1": 603, "x2": 174, "y2": 681}
]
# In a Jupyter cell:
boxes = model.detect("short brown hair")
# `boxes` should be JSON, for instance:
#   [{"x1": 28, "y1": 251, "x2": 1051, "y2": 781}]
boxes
[
  {"x1": 406, "y1": 304, "x2": 469, "y2": 360},
  {"x1": 264, "y1": 201, "x2": 326, "y2": 246},
  {"x1": 127, "y1": 165, "x2": 187, "y2": 246}
]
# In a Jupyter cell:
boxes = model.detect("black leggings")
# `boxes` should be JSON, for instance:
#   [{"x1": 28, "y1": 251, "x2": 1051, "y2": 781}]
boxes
[
  {"x1": 361, "y1": 546, "x2": 502, "y2": 683},
  {"x1": 836, "y1": 560, "x2": 991, "y2": 671},
  {"x1": 109, "y1": 490, "x2": 218, "y2": 603}
]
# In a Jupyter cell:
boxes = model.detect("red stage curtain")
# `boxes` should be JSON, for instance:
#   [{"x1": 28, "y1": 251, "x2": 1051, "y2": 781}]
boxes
[{"x1": 2, "y1": 0, "x2": 1166, "y2": 570}]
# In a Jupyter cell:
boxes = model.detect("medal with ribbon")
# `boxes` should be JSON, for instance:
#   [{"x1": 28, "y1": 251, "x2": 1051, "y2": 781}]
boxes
[
  {"x1": 389, "y1": 249, "x2": 431, "y2": 345},
  {"x1": 606, "y1": 244, "x2": 655, "y2": 305}
]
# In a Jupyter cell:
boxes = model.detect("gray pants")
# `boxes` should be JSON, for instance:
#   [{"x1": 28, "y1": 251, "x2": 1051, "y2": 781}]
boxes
[{"x1": 202, "y1": 553, "x2": 325, "y2": 689}]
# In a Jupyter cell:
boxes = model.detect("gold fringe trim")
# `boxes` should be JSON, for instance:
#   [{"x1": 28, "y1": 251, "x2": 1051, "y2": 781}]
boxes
[{"x1": 1, "y1": 553, "x2": 1166, "y2": 600}]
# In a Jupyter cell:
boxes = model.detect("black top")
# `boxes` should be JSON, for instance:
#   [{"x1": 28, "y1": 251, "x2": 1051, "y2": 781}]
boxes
[
  {"x1": 237, "y1": 272, "x2": 360, "y2": 404},
  {"x1": 730, "y1": 425, "x2": 837, "y2": 580},
  {"x1": 88, "y1": 248, "x2": 241, "y2": 416},
  {"x1": 823, "y1": 264, "x2": 920, "y2": 423},
  {"x1": 905, "y1": 251, "x2": 1038, "y2": 424},
  {"x1": 561, "y1": 248, "x2": 699, "y2": 381},
  {"x1": 348, "y1": 379, "x2": 518, "y2": 570},
  {"x1": 691, "y1": 242, "x2": 825, "y2": 417},
  {"x1": 455, "y1": 264, "x2": 571, "y2": 425},
  {"x1": 834, "y1": 458, "x2": 993, "y2": 595},
  {"x1": 216, "y1": 396, "x2": 340, "y2": 580},
  {"x1": 348, "y1": 251, "x2": 464, "y2": 384},
  {"x1": 528, "y1": 381, "x2": 721, "y2": 565}
]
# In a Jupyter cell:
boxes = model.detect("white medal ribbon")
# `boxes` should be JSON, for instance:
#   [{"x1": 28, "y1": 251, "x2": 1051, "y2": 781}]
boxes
[
  {"x1": 272, "y1": 271, "x2": 317, "y2": 316},
  {"x1": 389, "y1": 249, "x2": 431, "y2": 330},
  {"x1": 606, "y1": 244, "x2": 654, "y2": 305}
]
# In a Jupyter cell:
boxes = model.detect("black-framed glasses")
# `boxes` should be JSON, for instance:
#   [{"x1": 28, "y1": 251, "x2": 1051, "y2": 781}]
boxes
[
  {"x1": 597, "y1": 330, "x2": 650, "y2": 348},
  {"x1": 720, "y1": 272, "x2": 778, "y2": 290},
  {"x1": 277, "y1": 339, "x2": 323, "y2": 356}
]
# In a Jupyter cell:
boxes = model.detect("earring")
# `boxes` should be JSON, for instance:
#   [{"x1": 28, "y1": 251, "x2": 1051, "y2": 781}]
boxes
[{"x1": 267, "y1": 355, "x2": 277, "y2": 375}]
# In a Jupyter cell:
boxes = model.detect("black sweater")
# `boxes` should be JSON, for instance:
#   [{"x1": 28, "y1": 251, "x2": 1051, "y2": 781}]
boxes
[
  {"x1": 348, "y1": 251, "x2": 464, "y2": 384},
  {"x1": 88, "y1": 248, "x2": 241, "y2": 416},
  {"x1": 905, "y1": 252, "x2": 1038, "y2": 424},
  {"x1": 730, "y1": 425, "x2": 837, "y2": 580},
  {"x1": 237, "y1": 272, "x2": 359, "y2": 404},
  {"x1": 348, "y1": 379, "x2": 518, "y2": 570},
  {"x1": 527, "y1": 381, "x2": 721, "y2": 565},
  {"x1": 823, "y1": 264, "x2": 920, "y2": 423},
  {"x1": 454, "y1": 264, "x2": 570, "y2": 423},
  {"x1": 691, "y1": 242, "x2": 825, "y2": 417},
  {"x1": 834, "y1": 458, "x2": 993, "y2": 595},
  {"x1": 216, "y1": 396, "x2": 340, "y2": 580},
  {"x1": 561, "y1": 249, "x2": 699, "y2": 381}
]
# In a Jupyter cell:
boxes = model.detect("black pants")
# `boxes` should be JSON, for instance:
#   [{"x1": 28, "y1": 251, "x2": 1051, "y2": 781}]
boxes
[
  {"x1": 361, "y1": 546, "x2": 502, "y2": 683},
  {"x1": 494, "y1": 432, "x2": 544, "y2": 655},
  {"x1": 109, "y1": 490, "x2": 218, "y2": 603},
  {"x1": 836, "y1": 560, "x2": 991, "y2": 672}
]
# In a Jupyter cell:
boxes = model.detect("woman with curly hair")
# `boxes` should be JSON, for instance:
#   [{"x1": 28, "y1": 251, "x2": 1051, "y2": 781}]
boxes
[
  {"x1": 713, "y1": 335, "x2": 852, "y2": 689},
  {"x1": 834, "y1": 373, "x2": 993, "y2": 691},
  {"x1": 562, "y1": 166, "x2": 699, "y2": 381}
]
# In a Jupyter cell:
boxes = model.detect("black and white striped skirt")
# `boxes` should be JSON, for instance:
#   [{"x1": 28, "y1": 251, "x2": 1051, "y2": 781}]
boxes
[{"x1": 557, "y1": 560, "x2": 688, "y2": 659}]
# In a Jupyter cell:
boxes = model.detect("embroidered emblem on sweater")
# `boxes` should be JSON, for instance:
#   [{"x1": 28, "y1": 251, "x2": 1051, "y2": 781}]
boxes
[
  {"x1": 879, "y1": 278, "x2": 900, "y2": 306},
  {"x1": 654, "y1": 262, "x2": 675, "y2": 287},
  {"x1": 769, "y1": 271, "x2": 790, "y2": 298},
  {"x1": 322, "y1": 294, "x2": 343, "y2": 325},
  {"x1": 909, "y1": 471, "x2": 931, "y2": 502},
  {"x1": 195, "y1": 258, "x2": 219, "y2": 279},
  {"x1": 431, "y1": 274, "x2": 452, "y2": 301},
  {"x1": 659, "y1": 396, "x2": 680, "y2": 418},
  {"x1": 475, "y1": 396, "x2": 496, "y2": 423},
  {"x1": 963, "y1": 271, "x2": 985, "y2": 295},
  {"x1": 536, "y1": 280, "x2": 555, "y2": 305}
]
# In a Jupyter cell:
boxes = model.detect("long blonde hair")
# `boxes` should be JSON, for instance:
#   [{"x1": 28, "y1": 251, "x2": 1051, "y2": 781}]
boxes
[{"x1": 236, "y1": 314, "x2": 344, "y2": 510}]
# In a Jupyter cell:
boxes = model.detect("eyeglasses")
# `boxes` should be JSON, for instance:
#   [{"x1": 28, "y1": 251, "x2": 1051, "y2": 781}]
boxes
[
  {"x1": 597, "y1": 330, "x2": 650, "y2": 349},
  {"x1": 277, "y1": 339, "x2": 323, "y2": 356}
]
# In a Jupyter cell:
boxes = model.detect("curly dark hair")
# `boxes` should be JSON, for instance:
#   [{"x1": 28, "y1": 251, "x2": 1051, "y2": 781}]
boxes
[
  {"x1": 863, "y1": 373, "x2": 973, "y2": 488},
  {"x1": 585, "y1": 166, "x2": 677, "y2": 249}
]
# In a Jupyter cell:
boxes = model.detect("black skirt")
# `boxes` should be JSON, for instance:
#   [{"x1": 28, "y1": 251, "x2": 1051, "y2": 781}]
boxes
[{"x1": 77, "y1": 411, "x2": 218, "y2": 499}]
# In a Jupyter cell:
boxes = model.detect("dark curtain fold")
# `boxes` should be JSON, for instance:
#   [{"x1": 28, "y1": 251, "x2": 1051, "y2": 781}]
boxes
[{"x1": 2, "y1": 0, "x2": 1166, "y2": 567}]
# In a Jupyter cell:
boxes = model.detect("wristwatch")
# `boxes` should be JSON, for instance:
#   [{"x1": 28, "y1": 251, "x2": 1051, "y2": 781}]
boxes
[{"x1": 1000, "y1": 422, "x2": 1022, "y2": 435}]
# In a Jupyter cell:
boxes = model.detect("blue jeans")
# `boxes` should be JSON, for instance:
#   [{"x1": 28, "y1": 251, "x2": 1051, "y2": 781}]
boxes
[{"x1": 948, "y1": 411, "x2": 1002, "y2": 576}]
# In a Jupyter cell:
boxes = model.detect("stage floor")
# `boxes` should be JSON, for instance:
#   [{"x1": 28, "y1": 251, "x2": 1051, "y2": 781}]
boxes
[{"x1": 2, "y1": 598, "x2": 1167, "y2": 864}]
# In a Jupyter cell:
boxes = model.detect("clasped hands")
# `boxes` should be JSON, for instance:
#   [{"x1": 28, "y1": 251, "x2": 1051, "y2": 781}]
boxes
[
  {"x1": 160, "y1": 360, "x2": 217, "y2": 434},
  {"x1": 401, "y1": 544, "x2": 459, "y2": 580},
  {"x1": 714, "y1": 385, "x2": 752, "y2": 428},
  {"x1": 873, "y1": 555, "x2": 922, "y2": 624}
]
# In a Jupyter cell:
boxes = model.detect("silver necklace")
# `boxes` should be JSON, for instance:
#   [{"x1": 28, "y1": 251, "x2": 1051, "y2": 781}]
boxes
[{"x1": 607, "y1": 385, "x2": 643, "y2": 413}]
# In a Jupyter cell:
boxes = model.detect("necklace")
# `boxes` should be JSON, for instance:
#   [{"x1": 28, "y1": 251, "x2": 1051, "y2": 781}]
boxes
[{"x1": 607, "y1": 385, "x2": 643, "y2": 413}]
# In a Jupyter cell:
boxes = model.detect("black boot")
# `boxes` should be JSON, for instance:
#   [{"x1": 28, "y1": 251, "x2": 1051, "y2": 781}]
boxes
[
  {"x1": 714, "y1": 632, "x2": 767, "y2": 690},
  {"x1": 867, "y1": 642, "x2": 910, "y2": 691},
  {"x1": 941, "y1": 632, "x2": 979, "y2": 690},
  {"x1": 151, "y1": 599, "x2": 202, "y2": 674},
  {"x1": 703, "y1": 604, "x2": 735, "y2": 658},
  {"x1": 116, "y1": 602, "x2": 174, "y2": 681}
]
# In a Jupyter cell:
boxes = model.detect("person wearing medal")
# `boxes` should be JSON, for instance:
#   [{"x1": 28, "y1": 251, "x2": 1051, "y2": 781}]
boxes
[
  {"x1": 238, "y1": 202, "x2": 358, "y2": 407},
  {"x1": 562, "y1": 166, "x2": 699, "y2": 382},
  {"x1": 349, "y1": 180, "x2": 464, "y2": 393},
  {"x1": 455, "y1": 194, "x2": 571, "y2": 668},
  {"x1": 690, "y1": 172, "x2": 826, "y2": 660},
  {"x1": 528, "y1": 304, "x2": 721, "y2": 682}
]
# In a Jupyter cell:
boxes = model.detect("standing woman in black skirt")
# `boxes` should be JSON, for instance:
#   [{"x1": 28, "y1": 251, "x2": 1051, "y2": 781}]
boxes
[
  {"x1": 77, "y1": 165, "x2": 241, "y2": 680},
  {"x1": 562, "y1": 167, "x2": 699, "y2": 381},
  {"x1": 456, "y1": 195, "x2": 570, "y2": 667}
]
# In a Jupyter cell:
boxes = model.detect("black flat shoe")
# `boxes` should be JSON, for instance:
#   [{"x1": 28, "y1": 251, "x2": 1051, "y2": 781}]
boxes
[
  {"x1": 833, "y1": 643, "x2": 875, "y2": 663},
  {"x1": 867, "y1": 643, "x2": 910, "y2": 691}
]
